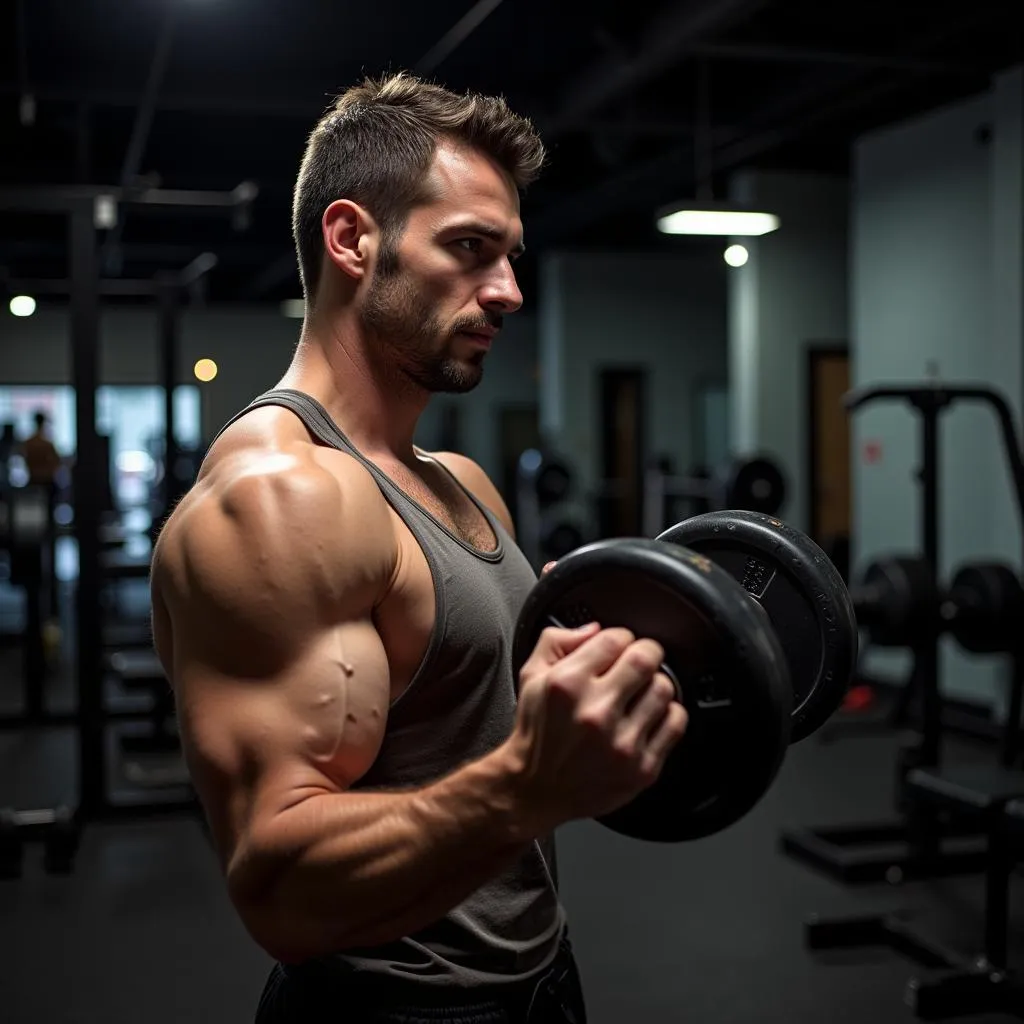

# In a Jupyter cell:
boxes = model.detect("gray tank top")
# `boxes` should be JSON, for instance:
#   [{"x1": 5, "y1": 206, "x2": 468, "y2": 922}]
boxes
[{"x1": 216, "y1": 389, "x2": 565, "y2": 988}]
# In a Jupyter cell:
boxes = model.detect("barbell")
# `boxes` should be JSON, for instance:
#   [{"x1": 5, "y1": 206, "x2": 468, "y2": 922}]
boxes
[
  {"x1": 852, "y1": 554, "x2": 1024, "y2": 654},
  {"x1": 512, "y1": 509, "x2": 858, "y2": 843}
]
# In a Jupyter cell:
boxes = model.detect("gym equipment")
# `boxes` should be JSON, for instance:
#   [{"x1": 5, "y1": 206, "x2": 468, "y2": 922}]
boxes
[
  {"x1": 658, "y1": 510, "x2": 858, "y2": 743},
  {"x1": 516, "y1": 449, "x2": 789, "y2": 571},
  {"x1": 0, "y1": 805, "x2": 81, "y2": 879},
  {"x1": 108, "y1": 649, "x2": 185, "y2": 787},
  {"x1": 0, "y1": 485, "x2": 54, "y2": 719},
  {"x1": 516, "y1": 448, "x2": 578, "y2": 568},
  {"x1": 805, "y1": 579, "x2": 1024, "y2": 1017},
  {"x1": 512, "y1": 510, "x2": 856, "y2": 842},
  {"x1": 781, "y1": 382, "x2": 1024, "y2": 886},
  {"x1": 942, "y1": 563, "x2": 1024, "y2": 656},
  {"x1": 850, "y1": 556, "x2": 1024, "y2": 658},
  {"x1": 806, "y1": 757, "x2": 1024, "y2": 1020},
  {"x1": 0, "y1": 184, "x2": 249, "y2": 851},
  {"x1": 852, "y1": 556, "x2": 938, "y2": 649},
  {"x1": 642, "y1": 454, "x2": 786, "y2": 534},
  {"x1": 517, "y1": 449, "x2": 573, "y2": 508}
]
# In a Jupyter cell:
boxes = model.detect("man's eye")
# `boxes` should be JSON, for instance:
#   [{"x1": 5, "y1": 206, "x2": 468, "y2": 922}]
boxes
[{"x1": 455, "y1": 238, "x2": 483, "y2": 253}]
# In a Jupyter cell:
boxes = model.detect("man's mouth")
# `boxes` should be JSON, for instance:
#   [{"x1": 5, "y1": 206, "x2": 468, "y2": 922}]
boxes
[{"x1": 457, "y1": 330, "x2": 495, "y2": 347}]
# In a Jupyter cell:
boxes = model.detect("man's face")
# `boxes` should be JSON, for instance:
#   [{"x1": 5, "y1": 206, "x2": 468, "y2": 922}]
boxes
[{"x1": 360, "y1": 141, "x2": 525, "y2": 394}]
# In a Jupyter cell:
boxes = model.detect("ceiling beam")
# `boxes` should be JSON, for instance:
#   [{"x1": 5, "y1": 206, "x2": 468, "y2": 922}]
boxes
[
  {"x1": 687, "y1": 41, "x2": 981, "y2": 76},
  {"x1": 0, "y1": 239, "x2": 282, "y2": 265},
  {"x1": 0, "y1": 82, "x2": 327, "y2": 119},
  {"x1": 102, "y1": 2, "x2": 180, "y2": 275},
  {"x1": 415, "y1": 0, "x2": 505, "y2": 75},
  {"x1": 528, "y1": 12, "x2": 995, "y2": 245},
  {"x1": 542, "y1": 0, "x2": 773, "y2": 137},
  {"x1": 242, "y1": 250, "x2": 300, "y2": 299}
]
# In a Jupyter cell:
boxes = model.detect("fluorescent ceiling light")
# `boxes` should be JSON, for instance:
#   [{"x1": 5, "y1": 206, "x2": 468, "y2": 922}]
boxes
[
  {"x1": 280, "y1": 299, "x2": 306, "y2": 319},
  {"x1": 657, "y1": 205, "x2": 780, "y2": 237}
]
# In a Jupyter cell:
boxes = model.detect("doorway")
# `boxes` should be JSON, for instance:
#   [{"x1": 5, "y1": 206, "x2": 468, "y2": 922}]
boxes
[
  {"x1": 807, "y1": 346, "x2": 851, "y2": 576},
  {"x1": 599, "y1": 368, "x2": 646, "y2": 538}
]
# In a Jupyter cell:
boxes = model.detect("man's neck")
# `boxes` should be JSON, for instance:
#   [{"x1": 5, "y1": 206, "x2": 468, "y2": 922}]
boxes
[{"x1": 277, "y1": 317, "x2": 429, "y2": 463}]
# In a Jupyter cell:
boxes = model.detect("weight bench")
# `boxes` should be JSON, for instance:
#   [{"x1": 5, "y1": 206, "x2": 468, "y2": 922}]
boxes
[
  {"x1": 900, "y1": 776, "x2": 1024, "y2": 1020},
  {"x1": 808, "y1": 763, "x2": 1024, "y2": 1019}
]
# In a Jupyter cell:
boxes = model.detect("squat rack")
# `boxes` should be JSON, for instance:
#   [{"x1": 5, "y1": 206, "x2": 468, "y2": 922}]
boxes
[{"x1": 0, "y1": 182, "x2": 255, "y2": 822}]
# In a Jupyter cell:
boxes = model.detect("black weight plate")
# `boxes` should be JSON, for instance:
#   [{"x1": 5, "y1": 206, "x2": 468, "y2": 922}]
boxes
[
  {"x1": 721, "y1": 457, "x2": 786, "y2": 516},
  {"x1": 854, "y1": 556, "x2": 936, "y2": 648},
  {"x1": 946, "y1": 562, "x2": 1024, "y2": 654},
  {"x1": 658, "y1": 511, "x2": 857, "y2": 744},
  {"x1": 512, "y1": 538, "x2": 792, "y2": 842}
]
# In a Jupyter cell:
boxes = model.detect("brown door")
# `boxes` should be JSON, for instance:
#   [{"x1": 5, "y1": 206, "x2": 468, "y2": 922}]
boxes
[
  {"x1": 809, "y1": 347, "x2": 851, "y2": 550},
  {"x1": 600, "y1": 369, "x2": 646, "y2": 537}
]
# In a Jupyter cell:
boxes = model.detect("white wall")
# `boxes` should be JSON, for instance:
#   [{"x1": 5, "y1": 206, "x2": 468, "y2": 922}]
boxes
[
  {"x1": 852, "y1": 68, "x2": 1024, "y2": 707},
  {"x1": 538, "y1": 250, "x2": 729, "y2": 523},
  {"x1": 727, "y1": 171, "x2": 850, "y2": 532},
  {"x1": 0, "y1": 304, "x2": 539, "y2": 483}
]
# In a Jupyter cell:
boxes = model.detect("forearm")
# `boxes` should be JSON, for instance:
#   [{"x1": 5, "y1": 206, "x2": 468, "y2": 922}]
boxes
[{"x1": 231, "y1": 743, "x2": 540, "y2": 962}]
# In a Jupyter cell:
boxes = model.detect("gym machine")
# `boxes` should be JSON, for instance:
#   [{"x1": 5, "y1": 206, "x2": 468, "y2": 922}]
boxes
[
  {"x1": 516, "y1": 448, "x2": 789, "y2": 571},
  {"x1": 804, "y1": 616, "x2": 1024, "y2": 1020},
  {"x1": 0, "y1": 181, "x2": 255, "y2": 878},
  {"x1": 781, "y1": 383, "x2": 1024, "y2": 886},
  {"x1": 778, "y1": 385, "x2": 1024, "y2": 888},
  {"x1": 640, "y1": 453, "x2": 786, "y2": 535},
  {"x1": 516, "y1": 448, "x2": 580, "y2": 570},
  {"x1": 0, "y1": 486, "x2": 53, "y2": 720}
]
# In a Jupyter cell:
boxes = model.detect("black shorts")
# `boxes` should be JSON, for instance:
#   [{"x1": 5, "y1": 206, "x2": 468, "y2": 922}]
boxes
[{"x1": 254, "y1": 935, "x2": 586, "y2": 1024}]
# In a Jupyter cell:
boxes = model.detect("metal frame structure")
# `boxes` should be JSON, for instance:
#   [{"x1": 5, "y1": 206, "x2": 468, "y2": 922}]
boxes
[{"x1": 0, "y1": 182, "x2": 253, "y2": 824}]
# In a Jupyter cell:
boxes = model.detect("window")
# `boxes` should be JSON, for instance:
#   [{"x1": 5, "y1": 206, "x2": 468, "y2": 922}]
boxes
[{"x1": 0, "y1": 384, "x2": 201, "y2": 510}]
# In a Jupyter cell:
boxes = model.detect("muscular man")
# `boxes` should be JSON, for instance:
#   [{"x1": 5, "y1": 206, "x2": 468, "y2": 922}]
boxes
[{"x1": 150, "y1": 73, "x2": 687, "y2": 1023}]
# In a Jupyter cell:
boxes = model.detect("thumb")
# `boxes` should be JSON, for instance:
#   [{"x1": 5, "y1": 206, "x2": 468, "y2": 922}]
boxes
[{"x1": 531, "y1": 620, "x2": 602, "y2": 666}]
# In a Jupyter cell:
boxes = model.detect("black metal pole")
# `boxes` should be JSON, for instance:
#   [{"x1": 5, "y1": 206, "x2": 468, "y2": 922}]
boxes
[
  {"x1": 986, "y1": 817, "x2": 1010, "y2": 969},
  {"x1": 157, "y1": 276, "x2": 180, "y2": 513},
  {"x1": 70, "y1": 201, "x2": 105, "y2": 818},
  {"x1": 918, "y1": 401, "x2": 942, "y2": 766}
]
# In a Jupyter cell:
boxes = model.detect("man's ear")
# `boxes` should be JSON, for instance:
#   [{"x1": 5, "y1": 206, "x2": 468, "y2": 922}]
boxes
[{"x1": 322, "y1": 199, "x2": 376, "y2": 281}]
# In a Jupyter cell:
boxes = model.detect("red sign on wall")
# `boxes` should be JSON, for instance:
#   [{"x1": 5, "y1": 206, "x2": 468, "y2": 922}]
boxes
[{"x1": 863, "y1": 440, "x2": 883, "y2": 464}]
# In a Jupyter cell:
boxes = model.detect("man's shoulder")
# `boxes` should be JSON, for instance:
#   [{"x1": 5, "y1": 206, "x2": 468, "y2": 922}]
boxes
[{"x1": 154, "y1": 426, "x2": 396, "y2": 607}]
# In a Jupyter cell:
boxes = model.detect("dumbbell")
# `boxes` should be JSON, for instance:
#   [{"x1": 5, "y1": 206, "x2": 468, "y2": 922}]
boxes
[
  {"x1": 512, "y1": 510, "x2": 858, "y2": 843},
  {"x1": 0, "y1": 806, "x2": 81, "y2": 879}
]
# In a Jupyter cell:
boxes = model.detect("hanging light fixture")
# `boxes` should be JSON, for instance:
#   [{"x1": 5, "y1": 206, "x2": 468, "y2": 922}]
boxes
[{"x1": 656, "y1": 61, "x2": 780, "y2": 238}]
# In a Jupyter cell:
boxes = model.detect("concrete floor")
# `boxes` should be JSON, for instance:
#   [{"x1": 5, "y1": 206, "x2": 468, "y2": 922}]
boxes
[{"x1": 1, "y1": 594, "x2": 1023, "y2": 1023}]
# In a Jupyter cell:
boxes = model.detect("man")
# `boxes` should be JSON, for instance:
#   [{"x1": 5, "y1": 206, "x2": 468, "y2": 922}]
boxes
[
  {"x1": 150, "y1": 73, "x2": 686, "y2": 1023},
  {"x1": 22, "y1": 411, "x2": 61, "y2": 486}
]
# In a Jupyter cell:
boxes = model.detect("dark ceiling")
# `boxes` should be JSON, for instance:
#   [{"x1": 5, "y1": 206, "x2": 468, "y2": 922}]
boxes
[{"x1": 1, "y1": 0, "x2": 1021, "y2": 306}]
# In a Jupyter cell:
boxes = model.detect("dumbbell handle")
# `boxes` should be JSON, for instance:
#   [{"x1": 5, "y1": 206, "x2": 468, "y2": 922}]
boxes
[{"x1": 545, "y1": 614, "x2": 685, "y2": 704}]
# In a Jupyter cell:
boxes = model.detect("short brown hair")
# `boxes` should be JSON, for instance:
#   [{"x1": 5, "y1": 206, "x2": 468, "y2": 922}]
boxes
[{"x1": 292, "y1": 72, "x2": 545, "y2": 301}]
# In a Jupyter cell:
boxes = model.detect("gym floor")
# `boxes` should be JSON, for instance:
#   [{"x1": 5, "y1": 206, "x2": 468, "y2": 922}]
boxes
[{"x1": 1, "y1": 587, "x2": 1022, "y2": 1022}]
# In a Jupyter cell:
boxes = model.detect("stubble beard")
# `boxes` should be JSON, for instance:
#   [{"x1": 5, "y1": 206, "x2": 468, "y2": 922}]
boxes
[{"x1": 361, "y1": 253, "x2": 484, "y2": 395}]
